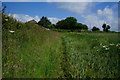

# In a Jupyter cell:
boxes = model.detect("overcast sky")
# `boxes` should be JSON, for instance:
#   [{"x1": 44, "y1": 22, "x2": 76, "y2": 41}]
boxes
[{"x1": 3, "y1": 1, "x2": 119, "y2": 31}]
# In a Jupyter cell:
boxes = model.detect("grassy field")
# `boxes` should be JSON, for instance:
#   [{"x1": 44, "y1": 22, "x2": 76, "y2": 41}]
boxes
[
  {"x1": 2, "y1": 15, "x2": 120, "y2": 78},
  {"x1": 61, "y1": 33, "x2": 120, "y2": 78},
  {"x1": 3, "y1": 22, "x2": 64, "y2": 78}
]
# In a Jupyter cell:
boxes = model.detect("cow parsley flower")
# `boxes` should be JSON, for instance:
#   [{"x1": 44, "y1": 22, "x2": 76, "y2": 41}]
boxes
[
  {"x1": 5, "y1": 19, "x2": 8, "y2": 21},
  {"x1": 105, "y1": 48, "x2": 109, "y2": 50},
  {"x1": 100, "y1": 43, "x2": 102, "y2": 46},
  {"x1": 9, "y1": 30, "x2": 15, "y2": 33},
  {"x1": 109, "y1": 43, "x2": 114, "y2": 46},
  {"x1": 103, "y1": 45, "x2": 106, "y2": 48}
]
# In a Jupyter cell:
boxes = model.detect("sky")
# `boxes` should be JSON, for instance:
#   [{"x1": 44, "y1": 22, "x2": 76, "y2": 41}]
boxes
[{"x1": 2, "y1": 2, "x2": 119, "y2": 31}]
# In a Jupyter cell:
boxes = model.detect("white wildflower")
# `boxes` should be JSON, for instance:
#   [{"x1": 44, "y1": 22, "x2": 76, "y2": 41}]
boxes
[
  {"x1": 9, "y1": 30, "x2": 15, "y2": 33},
  {"x1": 100, "y1": 43, "x2": 102, "y2": 46},
  {"x1": 116, "y1": 43, "x2": 120, "y2": 47},
  {"x1": 46, "y1": 29, "x2": 50, "y2": 30},
  {"x1": 105, "y1": 48, "x2": 109, "y2": 50},
  {"x1": 109, "y1": 43, "x2": 114, "y2": 46},
  {"x1": 102, "y1": 45, "x2": 106, "y2": 48},
  {"x1": 5, "y1": 19, "x2": 8, "y2": 21},
  {"x1": 45, "y1": 28, "x2": 50, "y2": 30}
]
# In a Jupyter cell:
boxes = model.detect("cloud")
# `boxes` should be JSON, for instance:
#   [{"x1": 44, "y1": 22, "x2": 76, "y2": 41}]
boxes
[
  {"x1": 84, "y1": 14, "x2": 104, "y2": 30},
  {"x1": 8, "y1": 13, "x2": 60, "y2": 24},
  {"x1": 58, "y1": 2, "x2": 92, "y2": 15},
  {"x1": 9, "y1": 14, "x2": 40, "y2": 22},
  {"x1": 84, "y1": 7, "x2": 118, "y2": 31},
  {"x1": 57, "y1": 2, "x2": 118, "y2": 31},
  {"x1": 48, "y1": 17, "x2": 61, "y2": 24},
  {"x1": 34, "y1": 16, "x2": 40, "y2": 22}
]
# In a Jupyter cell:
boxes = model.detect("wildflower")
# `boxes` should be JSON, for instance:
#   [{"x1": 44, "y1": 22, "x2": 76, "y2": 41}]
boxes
[
  {"x1": 5, "y1": 19, "x2": 8, "y2": 21},
  {"x1": 105, "y1": 48, "x2": 109, "y2": 50},
  {"x1": 116, "y1": 44, "x2": 120, "y2": 48},
  {"x1": 109, "y1": 43, "x2": 114, "y2": 46},
  {"x1": 9, "y1": 30, "x2": 15, "y2": 33},
  {"x1": 102, "y1": 45, "x2": 106, "y2": 48},
  {"x1": 100, "y1": 43, "x2": 102, "y2": 46},
  {"x1": 45, "y1": 28, "x2": 50, "y2": 30},
  {"x1": 116, "y1": 43, "x2": 120, "y2": 47}
]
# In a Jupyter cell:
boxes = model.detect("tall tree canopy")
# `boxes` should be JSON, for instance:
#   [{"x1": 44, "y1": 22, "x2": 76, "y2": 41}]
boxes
[
  {"x1": 38, "y1": 16, "x2": 51, "y2": 27},
  {"x1": 102, "y1": 23, "x2": 111, "y2": 32},
  {"x1": 102, "y1": 23, "x2": 106, "y2": 31},
  {"x1": 92, "y1": 26, "x2": 100, "y2": 31},
  {"x1": 56, "y1": 17, "x2": 88, "y2": 30}
]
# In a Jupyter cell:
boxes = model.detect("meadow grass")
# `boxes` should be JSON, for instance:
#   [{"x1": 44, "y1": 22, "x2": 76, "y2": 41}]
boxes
[
  {"x1": 61, "y1": 33, "x2": 120, "y2": 78},
  {"x1": 3, "y1": 23, "x2": 64, "y2": 78},
  {"x1": 2, "y1": 15, "x2": 120, "y2": 78}
]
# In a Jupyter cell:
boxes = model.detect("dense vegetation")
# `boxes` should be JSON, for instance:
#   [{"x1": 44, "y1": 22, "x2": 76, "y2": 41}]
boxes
[
  {"x1": 36, "y1": 16, "x2": 111, "y2": 32},
  {"x1": 2, "y1": 11, "x2": 120, "y2": 78},
  {"x1": 61, "y1": 33, "x2": 120, "y2": 78},
  {"x1": 3, "y1": 14, "x2": 64, "y2": 78}
]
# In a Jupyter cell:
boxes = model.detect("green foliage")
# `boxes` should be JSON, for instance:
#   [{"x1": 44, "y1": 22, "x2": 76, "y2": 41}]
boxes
[
  {"x1": 38, "y1": 16, "x2": 51, "y2": 27},
  {"x1": 64, "y1": 17, "x2": 77, "y2": 29},
  {"x1": 102, "y1": 23, "x2": 111, "y2": 32},
  {"x1": 46, "y1": 24, "x2": 56, "y2": 29},
  {"x1": 56, "y1": 17, "x2": 77, "y2": 29},
  {"x1": 56, "y1": 20, "x2": 67, "y2": 29},
  {"x1": 56, "y1": 17, "x2": 88, "y2": 30},
  {"x1": 3, "y1": 14, "x2": 63, "y2": 78},
  {"x1": 75, "y1": 23, "x2": 83, "y2": 29},
  {"x1": 2, "y1": 13, "x2": 119, "y2": 78},
  {"x1": 61, "y1": 33, "x2": 120, "y2": 78},
  {"x1": 106, "y1": 25, "x2": 111, "y2": 32},
  {"x1": 92, "y1": 26, "x2": 100, "y2": 31},
  {"x1": 82, "y1": 24, "x2": 88, "y2": 30}
]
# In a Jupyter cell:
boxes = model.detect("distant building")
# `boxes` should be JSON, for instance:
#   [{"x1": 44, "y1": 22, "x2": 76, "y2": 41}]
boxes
[{"x1": 26, "y1": 20, "x2": 37, "y2": 24}]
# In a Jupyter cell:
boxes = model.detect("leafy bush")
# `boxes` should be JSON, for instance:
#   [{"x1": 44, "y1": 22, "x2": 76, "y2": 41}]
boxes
[
  {"x1": 38, "y1": 16, "x2": 51, "y2": 27},
  {"x1": 92, "y1": 26, "x2": 100, "y2": 31}
]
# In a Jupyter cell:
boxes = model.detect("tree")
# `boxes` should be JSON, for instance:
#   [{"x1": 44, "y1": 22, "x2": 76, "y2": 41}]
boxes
[
  {"x1": 56, "y1": 17, "x2": 77, "y2": 29},
  {"x1": 56, "y1": 20, "x2": 67, "y2": 29},
  {"x1": 102, "y1": 23, "x2": 106, "y2": 31},
  {"x1": 38, "y1": 16, "x2": 51, "y2": 27},
  {"x1": 65, "y1": 17, "x2": 77, "y2": 29},
  {"x1": 82, "y1": 24, "x2": 88, "y2": 30},
  {"x1": 46, "y1": 24, "x2": 56, "y2": 29},
  {"x1": 92, "y1": 26, "x2": 100, "y2": 31},
  {"x1": 106, "y1": 25, "x2": 110, "y2": 32},
  {"x1": 102, "y1": 23, "x2": 111, "y2": 32},
  {"x1": 75, "y1": 23, "x2": 83, "y2": 29}
]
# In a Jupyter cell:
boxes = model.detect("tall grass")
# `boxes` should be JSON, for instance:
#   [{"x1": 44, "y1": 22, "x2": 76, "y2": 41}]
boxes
[
  {"x1": 61, "y1": 33, "x2": 120, "y2": 78},
  {"x1": 2, "y1": 14, "x2": 120, "y2": 78},
  {"x1": 2, "y1": 15, "x2": 63, "y2": 78}
]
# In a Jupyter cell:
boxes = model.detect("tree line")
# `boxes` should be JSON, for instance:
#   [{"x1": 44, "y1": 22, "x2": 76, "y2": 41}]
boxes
[
  {"x1": 36, "y1": 16, "x2": 111, "y2": 32},
  {"x1": 2, "y1": 5, "x2": 111, "y2": 32}
]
